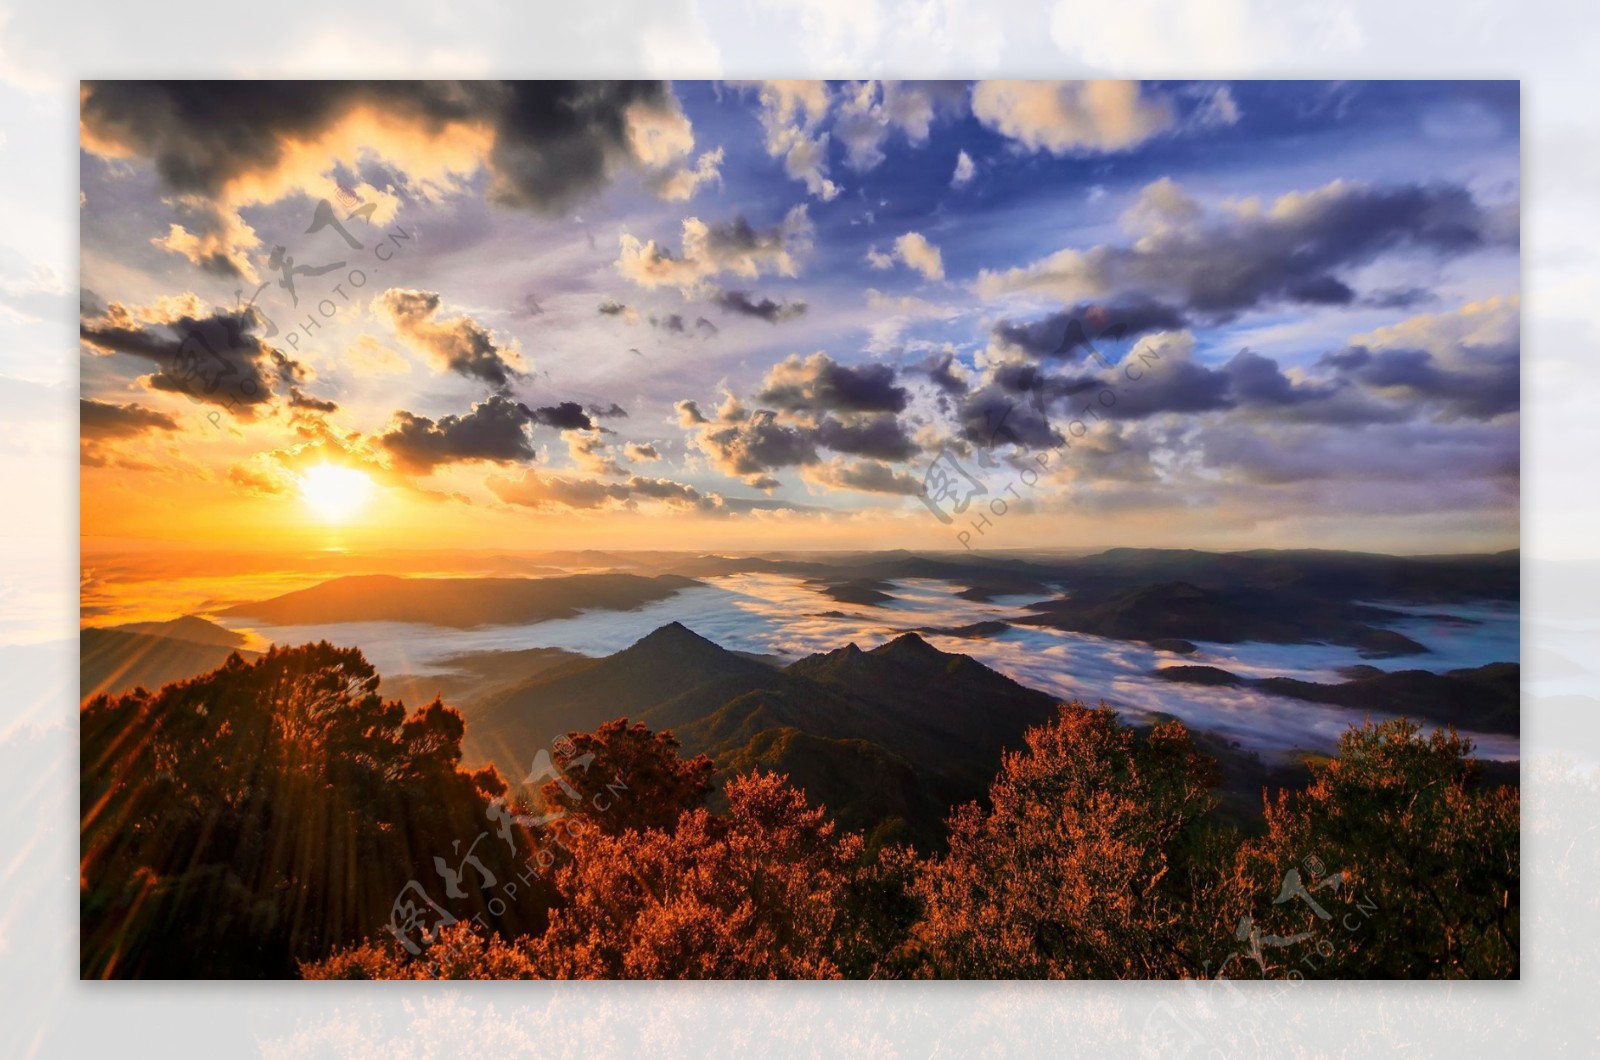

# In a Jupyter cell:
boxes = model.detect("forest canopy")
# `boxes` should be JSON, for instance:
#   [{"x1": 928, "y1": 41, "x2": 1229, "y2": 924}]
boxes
[{"x1": 80, "y1": 643, "x2": 1518, "y2": 980}]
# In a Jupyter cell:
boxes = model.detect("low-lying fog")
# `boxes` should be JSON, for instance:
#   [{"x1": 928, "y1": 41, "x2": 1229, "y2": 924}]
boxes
[{"x1": 215, "y1": 573, "x2": 1521, "y2": 762}]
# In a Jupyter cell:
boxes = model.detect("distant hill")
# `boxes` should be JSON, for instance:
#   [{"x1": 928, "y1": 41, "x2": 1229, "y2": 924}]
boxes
[
  {"x1": 81, "y1": 628, "x2": 258, "y2": 701},
  {"x1": 468, "y1": 623, "x2": 1062, "y2": 846},
  {"x1": 637, "y1": 546, "x2": 1514, "y2": 608},
  {"x1": 913, "y1": 620, "x2": 1011, "y2": 639},
  {"x1": 781, "y1": 633, "x2": 1060, "y2": 802},
  {"x1": 468, "y1": 622, "x2": 797, "y2": 760},
  {"x1": 1017, "y1": 580, "x2": 1431, "y2": 657},
  {"x1": 381, "y1": 646, "x2": 582, "y2": 718},
  {"x1": 1155, "y1": 661, "x2": 1520, "y2": 734},
  {"x1": 107, "y1": 615, "x2": 247, "y2": 648},
  {"x1": 816, "y1": 578, "x2": 895, "y2": 606},
  {"x1": 217, "y1": 572, "x2": 701, "y2": 628},
  {"x1": 1049, "y1": 547, "x2": 1519, "y2": 603}
]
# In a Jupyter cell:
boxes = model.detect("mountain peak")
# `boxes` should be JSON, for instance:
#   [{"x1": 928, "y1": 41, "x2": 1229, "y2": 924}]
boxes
[
  {"x1": 635, "y1": 620, "x2": 708, "y2": 645},
  {"x1": 623, "y1": 622, "x2": 768, "y2": 667},
  {"x1": 874, "y1": 632, "x2": 942, "y2": 659}
]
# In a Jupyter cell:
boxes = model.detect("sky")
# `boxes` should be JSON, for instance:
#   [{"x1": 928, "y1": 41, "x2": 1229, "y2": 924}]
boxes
[{"x1": 77, "y1": 80, "x2": 1521, "y2": 555}]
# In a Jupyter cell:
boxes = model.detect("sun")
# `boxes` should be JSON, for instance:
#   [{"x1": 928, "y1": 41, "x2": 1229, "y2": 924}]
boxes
[{"x1": 298, "y1": 462, "x2": 376, "y2": 523}]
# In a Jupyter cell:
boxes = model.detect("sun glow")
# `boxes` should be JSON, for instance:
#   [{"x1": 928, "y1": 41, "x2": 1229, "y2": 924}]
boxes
[{"x1": 298, "y1": 463, "x2": 376, "y2": 523}]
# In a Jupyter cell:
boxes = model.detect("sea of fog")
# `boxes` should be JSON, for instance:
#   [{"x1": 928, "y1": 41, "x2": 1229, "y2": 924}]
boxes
[{"x1": 214, "y1": 573, "x2": 1521, "y2": 761}]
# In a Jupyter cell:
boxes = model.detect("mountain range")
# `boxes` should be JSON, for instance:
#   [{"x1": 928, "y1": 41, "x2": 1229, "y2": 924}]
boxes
[
  {"x1": 1016, "y1": 580, "x2": 1433, "y2": 657},
  {"x1": 215, "y1": 571, "x2": 701, "y2": 628},
  {"x1": 466, "y1": 622, "x2": 1061, "y2": 844},
  {"x1": 82, "y1": 620, "x2": 260, "y2": 700},
  {"x1": 1155, "y1": 660, "x2": 1520, "y2": 734}
]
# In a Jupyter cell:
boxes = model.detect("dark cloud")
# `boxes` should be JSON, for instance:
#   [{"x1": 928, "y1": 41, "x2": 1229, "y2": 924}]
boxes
[
  {"x1": 587, "y1": 402, "x2": 629, "y2": 419},
  {"x1": 377, "y1": 395, "x2": 536, "y2": 474},
  {"x1": 698, "y1": 409, "x2": 822, "y2": 479},
  {"x1": 486, "y1": 82, "x2": 681, "y2": 212},
  {"x1": 287, "y1": 387, "x2": 340, "y2": 413},
  {"x1": 703, "y1": 215, "x2": 791, "y2": 258},
  {"x1": 489, "y1": 472, "x2": 631, "y2": 510},
  {"x1": 991, "y1": 298, "x2": 1188, "y2": 360},
  {"x1": 713, "y1": 290, "x2": 809, "y2": 323},
  {"x1": 650, "y1": 313, "x2": 687, "y2": 334},
  {"x1": 816, "y1": 414, "x2": 919, "y2": 461},
  {"x1": 526, "y1": 401, "x2": 596, "y2": 431},
  {"x1": 377, "y1": 288, "x2": 524, "y2": 394},
  {"x1": 1162, "y1": 182, "x2": 1507, "y2": 315},
  {"x1": 1282, "y1": 275, "x2": 1356, "y2": 306},
  {"x1": 990, "y1": 361, "x2": 1098, "y2": 413},
  {"x1": 79, "y1": 306, "x2": 300, "y2": 417},
  {"x1": 1361, "y1": 286, "x2": 1437, "y2": 310},
  {"x1": 597, "y1": 299, "x2": 632, "y2": 316},
  {"x1": 488, "y1": 470, "x2": 723, "y2": 513},
  {"x1": 683, "y1": 356, "x2": 924, "y2": 485},
  {"x1": 955, "y1": 385, "x2": 1064, "y2": 449},
  {"x1": 1091, "y1": 357, "x2": 1232, "y2": 421},
  {"x1": 81, "y1": 80, "x2": 678, "y2": 214},
  {"x1": 695, "y1": 317, "x2": 719, "y2": 336},
  {"x1": 1219, "y1": 350, "x2": 1340, "y2": 407},
  {"x1": 1068, "y1": 340, "x2": 1411, "y2": 425},
  {"x1": 1197, "y1": 419, "x2": 1519, "y2": 487},
  {"x1": 756, "y1": 352, "x2": 908, "y2": 414},
  {"x1": 79, "y1": 398, "x2": 179, "y2": 440},
  {"x1": 627, "y1": 476, "x2": 716, "y2": 507},
  {"x1": 807, "y1": 459, "x2": 925, "y2": 496},
  {"x1": 919, "y1": 349, "x2": 969, "y2": 397},
  {"x1": 984, "y1": 179, "x2": 1514, "y2": 318},
  {"x1": 1320, "y1": 343, "x2": 1518, "y2": 420}
]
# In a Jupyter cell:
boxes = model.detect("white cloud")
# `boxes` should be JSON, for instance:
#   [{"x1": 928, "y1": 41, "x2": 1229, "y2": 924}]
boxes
[
  {"x1": 741, "y1": 79, "x2": 840, "y2": 201},
  {"x1": 1187, "y1": 84, "x2": 1242, "y2": 128},
  {"x1": 148, "y1": 198, "x2": 262, "y2": 283},
  {"x1": 893, "y1": 232, "x2": 945, "y2": 281},
  {"x1": 951, "y1": 150, "x2": 976, "y2": 188},
  {"x1": 970, "y1": 80, "x2": 1175, "y2": 154},
  {"x1": 833, "y1": 80, "x2": 954, "y2": 172},
  {"x1": 626, "y1": 97, "x2": 725, "y2": 202},
  {"x1": 617, "y1": 205, "x2": 814, "y2": 297}
]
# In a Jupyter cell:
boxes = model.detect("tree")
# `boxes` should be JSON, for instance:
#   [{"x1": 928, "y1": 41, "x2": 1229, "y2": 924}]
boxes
[
  {"x1": 301, "y1": 922, "x2": 538, "y2": 980},
  {"x1": 80, "y1": 643, "x2": 541, "y2": 978},
  {"x1": 527, "y1": 771, "x2": 904, "y2": 978},
  {"x1": 533, "y1": 718, "x2": 714, "y2": 836},
  {"x1": 1209, "y1": 719, "x2": 1519, "y2": 979},
  {"x1": 906, "y1": 703, "x2": 1223, "y2": 978}
]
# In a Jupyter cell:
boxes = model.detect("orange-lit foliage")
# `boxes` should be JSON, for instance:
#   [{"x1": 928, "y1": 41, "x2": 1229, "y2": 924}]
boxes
[
  {"x1": 537, "y1": 718, "x2": 715, "y2": 836},
  {"x1": 906, "y1": 702, "x2": 1221, "y2": 978},
  {"x1": 527, "y1": 772, "x2": 904, "y2": 979},
  {"x1": 79, "y1": 643, "x2": 545, "y2": 978},
  {"x1": 84, "y1": 645, "x2": 1521, "y2": 981},
  {"x1": 1210, "y1": 719, "x2": 1520, "y2": 978},
  {"x1": 301, "y1": 922, "x2": 538, "y2": 980}
]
